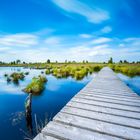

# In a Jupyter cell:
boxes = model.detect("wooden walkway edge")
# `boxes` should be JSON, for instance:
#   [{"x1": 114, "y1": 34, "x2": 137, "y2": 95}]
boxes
[{"x1": 34, "y1": 67, "x2": 140, "y2": 140}]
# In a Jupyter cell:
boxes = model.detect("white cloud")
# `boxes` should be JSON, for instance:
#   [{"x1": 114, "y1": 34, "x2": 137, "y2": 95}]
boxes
[
  {"x1": 0, "y1": 33, "x2": 39, "y2": 47},
  {"x1": 52, "y1": 0, "x2": 109, "y2": 24},
  {"x1": 0, "y1": 47, "x2": 10, "y2": 51},
  {"x1": 0, "y1": 31, "x2": 140, "y2": 62},
  {"x1": 90, "y1": 37, "x2": 112, "y2": 45},
  {"x1": 101, "y1": 26, "x2": 112, "y2": 33},
  {"x1": 44, "y1": 37, "x2": 61, "y2": 46},
  {"x1": 79, "y1": 34, "x2": 92, "y2": 39}
]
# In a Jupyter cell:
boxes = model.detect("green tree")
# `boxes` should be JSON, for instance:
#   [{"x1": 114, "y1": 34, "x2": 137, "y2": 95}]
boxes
[
  {"x1": 65, "y1": 60, "x2": 67, "y2": 63},
  {"x1": 83, "y1": 60, "x2": 85, "y2": 63},
  {"x1": 124, "y1": 60, "x2": 128, "y2": 63},
  {"x1": 108, "y1": 57, "x2": 113, "y2": 64},
  {"x1": 119, "y1": 60, "x2": 123, "y2": 63},
  {"x1": 16, "y1": 59, "x2": 21, "y2": 64},
  {"x1": 47, "y1": 59, "x2": 50, "y2": 63}
]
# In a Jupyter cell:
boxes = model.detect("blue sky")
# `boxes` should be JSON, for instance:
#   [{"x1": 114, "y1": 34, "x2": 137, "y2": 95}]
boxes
[{"x1": 0, "y1": 0, "x2": 140, "y2": 62}]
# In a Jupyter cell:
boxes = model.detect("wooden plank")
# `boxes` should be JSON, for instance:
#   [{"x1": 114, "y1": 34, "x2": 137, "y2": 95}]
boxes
[
  {"x1": 72, "y1": 98, "x2": 140, "y2": 112},
  {"x1": 53, "y1": 112, "x2": 140, "y2": 140},
  {"x1": 80, "y1": 92, "x2": 140, "y2": 102},
  {"x1": 81, "y1": 89, "x2": 137, "y2": 97},
  {"x1": 81, "y1": 88, "x2": 137, "y2": 96},
  {"x1": 85, "y1": 86, "x2": 132, "y2": 92},
  {"x1": 61, "y1": 106, "x2": 140, "y2": 129},
  {"x1": 42, "y1": 121, "x2": 123, "y2": 140},
  {"x1": 75, "y1": 94, "x2": 140, "y2": 107},
  {"x1": 67, "y1": 101, "x2": 140, "y2": 119},
  {"x1": 34, "y1": 133, "x2": 60, "y2": 140}
]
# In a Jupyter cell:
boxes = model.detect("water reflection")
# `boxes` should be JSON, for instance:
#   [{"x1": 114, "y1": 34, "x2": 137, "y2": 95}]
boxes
[{"x1": 117, "y1": 73, "x2": 140, "y2": 95}]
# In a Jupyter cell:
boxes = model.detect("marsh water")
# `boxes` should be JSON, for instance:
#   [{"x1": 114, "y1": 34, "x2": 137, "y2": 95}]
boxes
[
  {"x1": 0, "y1": 67, "x2": 140, "y2": 140},
  {"x1": 0, "y1": 67, "x2": 93, "y2": 140}
]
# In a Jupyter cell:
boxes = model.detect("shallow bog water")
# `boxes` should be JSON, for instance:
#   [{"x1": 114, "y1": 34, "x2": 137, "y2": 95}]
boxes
[{"x1": 117, "y1": 73, "x2": 140, "y2": 95}]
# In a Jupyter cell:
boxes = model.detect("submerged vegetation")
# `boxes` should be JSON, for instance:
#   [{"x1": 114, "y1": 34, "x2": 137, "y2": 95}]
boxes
[{"x1": 23, "y1": 75, "x2": 47, "y2": 95}]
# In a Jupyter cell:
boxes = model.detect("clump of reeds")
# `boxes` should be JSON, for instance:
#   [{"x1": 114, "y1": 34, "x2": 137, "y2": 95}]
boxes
[
  {"x1": 23, "y1": 75, "x2": 47, "y2": 95},
  {"x1": 109, "y1": 64, "x2": 140, "y2": 77},
  {"x1": 10, "y1": 72, "x2": 25, "y2": 83}
]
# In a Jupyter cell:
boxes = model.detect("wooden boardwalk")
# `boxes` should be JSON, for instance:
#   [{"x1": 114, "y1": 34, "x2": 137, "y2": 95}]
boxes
[{"x1": 34, "y1": 67, "x2": 140, "y2": 140}]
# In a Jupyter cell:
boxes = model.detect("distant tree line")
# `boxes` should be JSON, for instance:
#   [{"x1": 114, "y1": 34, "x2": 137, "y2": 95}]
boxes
[
  {"x1": 107, "y1": 57, "x2": 140, "y2": 64},
  {"x1": 0, "y1": 58, "x2": 140, "y2": 65}
]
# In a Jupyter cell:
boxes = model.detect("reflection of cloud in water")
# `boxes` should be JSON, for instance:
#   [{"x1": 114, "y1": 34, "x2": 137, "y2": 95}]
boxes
[
  {"x1": 118, "y1": 73, "x2": 140, "y2": 95},
  {"x1": 0, "y1": 84, "x2": 24, "y2": 94},
  {"x1": 9, "y1": 111, "x2": 24, "y2": 126},
  {"x1": 0, "y1": 67, "x2": 45, "y2": 95},
  {"x1": 46, "y1": 84, "x2": 61, "y2": 91}
]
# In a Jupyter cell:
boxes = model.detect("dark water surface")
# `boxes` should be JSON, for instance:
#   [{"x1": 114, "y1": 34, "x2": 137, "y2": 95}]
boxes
[{"x1": 0, "y1": 67, "x2": 93, "y2": 140}]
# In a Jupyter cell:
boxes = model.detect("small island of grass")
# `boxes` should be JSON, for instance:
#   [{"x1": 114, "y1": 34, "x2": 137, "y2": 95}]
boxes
[
  {"x1": 4, "y1": 72, "x2": 25, "y2": 84},
  {"x1": 23, "y1": 75, "x2": 47, "y2": 95}
]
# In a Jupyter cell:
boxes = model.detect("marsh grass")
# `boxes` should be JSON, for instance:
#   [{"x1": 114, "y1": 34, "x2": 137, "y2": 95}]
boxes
[
  {"x1": 23, "y1": 75, "x2": 47, "y2": 95},
  {"x1": 44, "y1": 64, "x2": 103, "y2": 80},
  {"x1": 109, "y1": 64, "x2": 140, "y2": 77},
  {"x1": 10, "y1": 72, "x2": 25, "y2": 84},
  {"x1": 4, "y1": 72, "x2": 25, "y2": 84}
]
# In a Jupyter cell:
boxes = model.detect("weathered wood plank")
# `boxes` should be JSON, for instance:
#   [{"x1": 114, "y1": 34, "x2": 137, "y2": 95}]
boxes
[
  {"x1": 61, "y1": 106, "x2": 140, "y2": 129},
  {"x1": 42, "y1": 121, "x2": 123, "y2": 140},
  {"x1": 53, "y1": 112, "x2": 140, "y2": 140},
  {"x1": 81, "y1": 88, "x2": 137, "y2": 97},
  {"x1": 80, "y1": 92, "x2": 140, "y2": 102},
  {"x1": 75, "y1": 94, "x2": 140, "y2": 107},
  {"x1": 72, "y1": 98, "x2": 140, "y2": 112},
  {"x1": 34, "y1": 133, "x2": 60, "y2": 140},
  {"x1": 67, "y1": 101, "x2": 140, "y2": 119}
]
